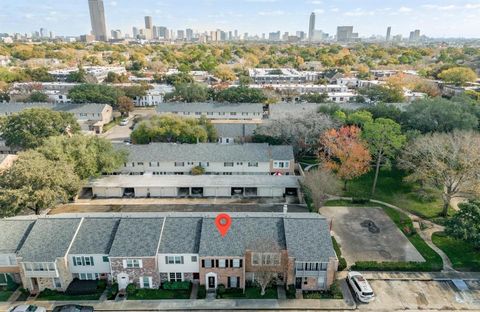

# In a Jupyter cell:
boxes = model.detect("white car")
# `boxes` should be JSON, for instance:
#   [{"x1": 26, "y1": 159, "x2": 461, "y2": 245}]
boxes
[
  {"x1": 120, "y1": 118, "x2": 129, "y2": 126},
  {"x1": 347, "y1": 271, "x2": 375, "y2": 303},
  {"x1": 8, "y1": 305, "x2": 47, "y2": 312}
]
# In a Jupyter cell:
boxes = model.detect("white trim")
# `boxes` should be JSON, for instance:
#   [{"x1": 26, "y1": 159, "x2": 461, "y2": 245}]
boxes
[
  {"x1": 65, "y1": 217, "x2": 85, "y2": 263},
  {"x1": 205, "y1": 272, "x2": 217, "y2": 290}
]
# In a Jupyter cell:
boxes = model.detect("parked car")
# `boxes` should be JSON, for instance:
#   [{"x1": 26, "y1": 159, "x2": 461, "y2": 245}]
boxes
[
  {"x1": 52, "y1": 305, "x2": 94, "y2": 312},
  {"x1": 120, "y1": 118, "x2": 129, "y2": 126},
  {"x1": 347, "y1": 271, "x2": 375, "y2": 303},
  {"x1": 8, "y1": 305, "x2": 47, "y2": 312}
]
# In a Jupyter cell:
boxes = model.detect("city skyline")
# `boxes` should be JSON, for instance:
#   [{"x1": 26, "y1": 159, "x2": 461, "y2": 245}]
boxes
[{"x1": 1, "y1": 0, "x2": 480, "y2": 38}]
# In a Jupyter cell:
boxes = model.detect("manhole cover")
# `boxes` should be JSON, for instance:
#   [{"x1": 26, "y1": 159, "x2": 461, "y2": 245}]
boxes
[{"x1": 361, "y1": 220, "x2": 380, "y2": 233}]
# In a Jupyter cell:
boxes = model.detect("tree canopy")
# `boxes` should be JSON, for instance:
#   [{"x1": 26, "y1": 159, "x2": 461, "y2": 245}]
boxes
[
  {"x1": 438, "y1": 67, "x2": 477, "y2": 86},
  {"x1": 164, "y1": 83, "x2": 209, "y2": 103},
  {"x1": 68, "y1": 83, "x2": 124, "y2": 106},
  {"x1": 131, "y1": 115, "x2": 217, "y2": 144},
  {"x1": 213, "y1": 86, "x2": 267, "y2": 103},
  {"x1": 445, "y1": 200, "x2": 480, "y2": 249},
  {"x1": 0, "y1": 108, "x2": 81, "y2": 149}
]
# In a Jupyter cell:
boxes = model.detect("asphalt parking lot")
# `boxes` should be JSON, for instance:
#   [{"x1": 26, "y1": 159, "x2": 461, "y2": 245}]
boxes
[
  {"x1": 357, "y1": 280, "x2": 480, "y2": 311},
  {"x1": 319, "y1": 206, "x2": 424, "y2": 264}
]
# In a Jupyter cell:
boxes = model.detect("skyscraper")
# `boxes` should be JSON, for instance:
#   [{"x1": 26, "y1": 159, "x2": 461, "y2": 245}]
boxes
[
  {"x1": 337, "y1": 26, "x2": 354, "y2": 42},
  {"x1": 186, "y1": 29, "x2": 194, "y2": 41},
  {"x1": 145, "y1": 16, "x2": 153, "y2": 30},
  {"x1": 308, "y1": 12, "x2": 315, "y2": 41},
  {"x1": 88, "y1": 0, "x2": 108, "y2": 41},
  {"x1": 132, "y1": 27, "x2": 139, "y2": 39},
  {"x1": 386, "y1": 26, "x2": 391, "y2": 41}
]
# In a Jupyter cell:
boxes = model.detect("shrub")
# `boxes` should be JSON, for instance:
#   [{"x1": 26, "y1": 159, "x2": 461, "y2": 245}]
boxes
[
  {"x1": 6, "y1": 274, "x2": 18, "y2": 291},
  {"x1": 191, "y1": 166, "x2": 205, "y2": 175},
  {"x1": 217, "y1": 284, "x2": 226, "y2": 295},
  {"x1": 352, "y1": 197, "x2": 371, "y2": 204},
  {"x1": 332, "y1": 237, "x2": 347, "y2": 271},
  {"x1": 126, "y1": 283, "x2": 136, "y2": 296},
  {"x1": 286, "y1": 285, "x2": 296, "y2": 299},
  {"x1": 97, "y1": 279, "x2": 107, "y2": 291},
  {"x1": 162, "y1": 281, "x2": 191, "y2": 290},
  {"x1": 107, "y1": 283, "x2": 118, "y2": 300}
]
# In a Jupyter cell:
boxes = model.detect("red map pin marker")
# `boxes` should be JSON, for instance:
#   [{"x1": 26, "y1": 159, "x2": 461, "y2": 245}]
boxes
[{"x1": 215, "y1": 213, "x2": 232, "y2": 237}]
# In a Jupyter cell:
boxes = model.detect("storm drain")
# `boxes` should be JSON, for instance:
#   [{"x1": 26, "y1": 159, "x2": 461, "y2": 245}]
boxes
[{"x1": 361, "y1": 220, "x2": 380, "y2": 233}]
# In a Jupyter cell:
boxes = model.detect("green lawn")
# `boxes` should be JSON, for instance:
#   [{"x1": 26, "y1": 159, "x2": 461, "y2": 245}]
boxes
[
  {"x1": 128, "y1": 288, "x2": 191, "y2": 300},
  {"x1": 0, "y1": 289, "x2": 13, "y2": 301},
  {"x1": 432, "y1": 232, "x2": 480, "y2": 272},
  {"x1": 344, "y1": 168, "x2": 445, "y2": 220},
  {"x1": 326, "y1": 199, "x2": 444, "y2": 272},
  {"x1": 218, "y1": 287, "x2": 277, "y2": 299},
  {"x1": 36, "y1": 289, "x2": 103, "y2": 301}
]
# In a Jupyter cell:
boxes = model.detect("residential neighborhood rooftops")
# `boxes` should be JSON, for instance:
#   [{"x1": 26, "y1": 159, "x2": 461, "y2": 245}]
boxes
[
  {"x1": 109, "y1": 218, "x2": 164, "y2": 257},
  {"x1": 158, "y1": 217, "x2": 202, "y2": 254},
  {"x1": 213, "y1": 123, "x2": 258, "y2": 138},
  {"x1": 284, "y1": 218, "x2": 336, "y2": 262},
  {"x1": 199, "y1": 217, "x2": 286, "y2": 257},
  {"x1": 114, "y1": 143, "x2": 294, "y2": 163},
  {"x1": 18, "y1": 218, "x2": 82, "y2": 262},
  {"x1": 0, "y1": 220, "x2": 35, "y2": 254},
  {"x1": 156, "y1": 102, "x2": 264, "y2": 114},
  {"x1": 69, "y1": 218, "x2": 120, "y2": 255}
]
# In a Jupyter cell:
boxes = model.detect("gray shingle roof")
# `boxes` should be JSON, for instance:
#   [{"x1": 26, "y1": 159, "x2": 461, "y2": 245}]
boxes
[
  {"x1": 284, "y1": 217, "x2": 336, "y2": 262},
  {"x1": 271, "y1": 146, "x2": 295, "y2": 160},
  {"x1": 18, "y1": 218, "x2": 81, "y2": 262},
  {"x1": 115, "y1": 143, "x2": 293, "y2": 162},
  {"x1": 198, "y1": 217, "x2": 286, "y2": 257},
  {"x1": 158, "y1": 217, "x2": 202, "y2": 254},
  {"x1": 109, "y1": 218, "x2": 164, "y2": 257},
  {"x1": 213, "y1": 123, "x2": 258, "y2": 138},
  {"x1": 0, "y1": 103, "x2": 109, "y2": 115},
  {"x1": 0, "y1": 220, "x2": 35, "y2": 254},
  {"x1": 156, "y1": 102, "x2": 263, "y2": 114},
  {"x1": 69, "y1": 218, "x2": 120, "y2": 255}
]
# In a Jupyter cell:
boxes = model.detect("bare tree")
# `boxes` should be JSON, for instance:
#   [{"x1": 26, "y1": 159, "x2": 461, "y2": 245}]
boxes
[
  {"x1": 247, "y1": 240, "x2": 282, "y2": 296},
  {"x1": 254, "y1": 113, "x2": 338, "y2": 157},
  {"x1": 398, "y1": 131, "x2": 480, "y2": 217},
  {"x1": 302, "y1": 167, "x2": 342, "y2": 210}
]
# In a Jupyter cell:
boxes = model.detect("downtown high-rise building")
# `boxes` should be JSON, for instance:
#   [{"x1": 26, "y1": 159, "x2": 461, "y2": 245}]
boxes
[
  {"x1": 337, "y1": 26, "x2": 355, "y2": 42},
  {"x1": 386, "y1": 26, "x2": 392, "y2": 41},
  {"x1": 186, "y1": 29, "x2": 193, "y2": 41},
  {"x1": 308, "y1": 12, "x2": 315, "y2": 41},
  {"x1": 88, "y1": 0, "x2": 108, "y2": 41},
  {"x1": 132, "y1": 27, "x2": 139, "y2": 39},
  {"x1": 145, "y1": 16, "x2": 153, "y2": 29}
]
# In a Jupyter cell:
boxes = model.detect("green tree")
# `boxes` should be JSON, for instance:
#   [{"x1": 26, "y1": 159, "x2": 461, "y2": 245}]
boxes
[
  {"x1": 117, "y1": 96, "x2": 135, "y2": 116},
  {"x1": 445, "y1": 200, "x2": 480, "y2": 249},
  {"x1": 358, "y1": 85, "x2": 405, "y2": 103},
  {"x1": 165, "y1": 83, "x2": 209, "y2": 103},
  {"x1": 23, "y1": 67, "x2": 54, "y2": 82},
  {"x1": 438, "y1": 67, "x2": 477, "y2": 86},
  {"x1": 164, "y1": 73, "x2": 194, "y2": 86},
  {"x1": 37, "y1": 135, "x2": 127, "y2": 180},
  {"x1": 213, "y1": 86, "x2": 267, "y2": 103},
  {"x1": 401, "y1": 98, "x2": 479, "y2": 133},
  {"x1": 131, "y1": 115, "x2": 216, "y2": 144},
  {"x1": 27, "y1": 91, "x2": 49, "y2": 102},
  {"x1": 0, "y1": 150, "x2": 81, "y2": 216},
  {"x1": 105, "y1": 71, "x2": 129, "y2": 83},
  {"x1": 300, "y1": 93, "x2": 329, "y2": 103},
  {"x1": 363, "y1": 118, "x2": 406, "y2": 196},
  {"x1": 68, "y1": 84, "x2": 124, "y2": 106},
  {"x1": 122, "y1": 85, "x2": 149, "y2": 99},
  {"x1": 347, "y1": 110, "x2": 373, "y2": 128},
  {"x1": 66, "y1": 66, "x2": 87, "y2": 83},
  {"x1": 0, "y1": 108, "x2": 80, "y2": 149}
]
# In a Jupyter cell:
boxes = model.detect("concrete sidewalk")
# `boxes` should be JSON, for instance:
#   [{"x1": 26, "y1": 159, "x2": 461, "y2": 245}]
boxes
[
  {"x1": 337, "y1": 271, "x2": 480, "y2": 281},
  {"x1": 0, "y1": 298, "x2": 354, "y2": 311}
]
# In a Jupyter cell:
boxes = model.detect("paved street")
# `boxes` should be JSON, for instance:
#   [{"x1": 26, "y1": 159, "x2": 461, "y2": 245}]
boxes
[{"x1": 101, "y1": 120, "x2": 132, "y2": 142}]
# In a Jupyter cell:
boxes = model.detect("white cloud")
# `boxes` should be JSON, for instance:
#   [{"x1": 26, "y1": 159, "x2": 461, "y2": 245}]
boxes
[
  {"x1": 258, "y1": 10, "x2": 285, "y2": 16},
  {"x1": 398, "y1": 6, "x2": 412, "y2": 13},
  {"x1": 344, "y1": 8, "x2": 374, "y2": 17},
  {"x1": 109, "y1": 0, "x2": 118, "y2": 7}
]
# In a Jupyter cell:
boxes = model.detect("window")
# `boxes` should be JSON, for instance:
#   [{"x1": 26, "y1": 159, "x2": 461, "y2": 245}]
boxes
[
  {"x1": 103, "y1": 256, "x2": 109, "y2": 263},
  {"x1": 191, "y1": 256, "x2": 197, "y2": 262},
  {"x1": 231, "y1": 112, "x2": 237, "y2": 116},
  {"x1": 195, "y1": 112, "x2": 201, "y2": 115},
  {"x1": 273, "y1": 161, "x2": 290, "y2": 169},
  {"x1": 224, "y1": 162, "x2": 234, "y2": 167},
  {"x1": 79, "y1": 273, "x2": 99, "y2": 280},
  {"x1": 248, "y1": 162, "x2": 258, "y2": 167},
  {"x1": 175, "y1": 162, "x2": 185, "y2": 167},
  {"x1": 169, "y1": 272, "x2": 182, "y2": 282},
  {"x1": 251, "y1": 253, "x2": 280, "y2": 266},
  {"x1": 229, "y1": 276, "x2": 239, "y2": 288},
  {"x1": 125, "y1": 259, "x2": 141, "y2": 268},
  {"x1": 73, "y1": 256, "x2": 94, "y2": 266},
  {"x1": 232, "y1": 259, "x2": 241, "y2": 268},
  {"x1": 203, "y1": 259, "x2": 213, "y2": 268},
  {"x1": 141, "y1": 276, "x2": 152, "y2": 288},
  {"x1": 53, "y1": 278, "x2": 61, "y2": 288},
  {"x1": 165, "y1": 256, "x2": 184, "y2": 264},
  {"x1": 218, "y1": 259, "x2": 226, "y2": 268},
  {"x1": 137, "y1": 162, "x2": 144, "y2": 166},
  {"x1": 199, "y1": 162, "x2": 209, "y2": 167},
  {"x1": 236, "y1": 162, "x2": 243, "y2": 166}
]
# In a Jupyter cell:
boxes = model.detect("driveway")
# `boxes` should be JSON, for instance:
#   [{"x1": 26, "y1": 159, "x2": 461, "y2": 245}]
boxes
[
  {"x1": 101, "y1": 121, "x2": 132, "y2": 142},
  {"x1": 319, "y1": 206, "x2": 424, "y2": 263},
  {"x1": 357, "y1": 280, "x2": 480, "y2": 310}
]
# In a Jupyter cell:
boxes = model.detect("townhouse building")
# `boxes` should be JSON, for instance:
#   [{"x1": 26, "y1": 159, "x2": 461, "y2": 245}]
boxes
[
  {"x1": 2, "y1": 213, "x2": 338, "y2": 294},
  {"x1": 156, "y1": 103, "x2": 264, "y2": 121},
  {"x1": 0, "y1": 103, "x2": 113, "y2": 134}
]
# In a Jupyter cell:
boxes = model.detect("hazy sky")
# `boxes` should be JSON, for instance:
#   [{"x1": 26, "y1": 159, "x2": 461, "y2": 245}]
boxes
[{"x1": 1, "y1": 0, "x2": 479, "y2": 38}]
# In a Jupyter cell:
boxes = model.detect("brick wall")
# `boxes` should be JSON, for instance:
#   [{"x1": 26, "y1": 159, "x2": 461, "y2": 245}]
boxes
[
  {"x1": 199, "y1": 257, "x2": 245, "y2": 289},
  {"x1": 244, "y1": 250, "x2": 290, "y2": 285},
  {"x1": 110, "y1": 257, "x2": 160, "y2": 288}
]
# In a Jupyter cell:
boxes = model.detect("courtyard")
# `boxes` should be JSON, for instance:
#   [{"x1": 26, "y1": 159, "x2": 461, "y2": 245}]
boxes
[{"x1": 319, "y1": 206, "x2": 425, "y2": 264}]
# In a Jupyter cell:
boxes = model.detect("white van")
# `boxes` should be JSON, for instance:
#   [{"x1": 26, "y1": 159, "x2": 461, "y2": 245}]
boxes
[{"x1": 347, "y1": 271, "x2": 375, "y2": 303}]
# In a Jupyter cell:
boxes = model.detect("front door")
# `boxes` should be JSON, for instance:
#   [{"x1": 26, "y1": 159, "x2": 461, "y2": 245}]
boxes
[
  {"x1": 295, "y1": 277, "x2": 302, "y2": 289},
  {"x1": 208, "y1": 276, "x2": 215, "y2": 289},
  {"x1": 117, "y1": 273, "x2": 130, "y2": 290}
]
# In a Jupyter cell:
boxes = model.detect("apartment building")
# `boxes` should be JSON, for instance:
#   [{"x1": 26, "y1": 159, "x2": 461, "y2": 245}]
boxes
[
  {"x1": 156, "y1": 103, "x2": 264, "y2": 121},
  {"x1": 249, "y1": 68, "x2": 307, "y2": 84},
  {"x1": 0, "y1": 103, "x2": 113, "y2": 134},
  {"x1": 2, "y1": 213, "x2": 338, "y2": 294},
  {"x1": 48, "y1": 66, "x2": 126, "y2": 83}
]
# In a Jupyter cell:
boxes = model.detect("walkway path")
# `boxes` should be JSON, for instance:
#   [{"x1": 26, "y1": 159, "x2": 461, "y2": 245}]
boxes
[
  {"x1": 329, "y1": 196, "x2": 455, "y2": 272},
  {"x1": 190, "y1": 282, "x2": 199, "y2": 299}
]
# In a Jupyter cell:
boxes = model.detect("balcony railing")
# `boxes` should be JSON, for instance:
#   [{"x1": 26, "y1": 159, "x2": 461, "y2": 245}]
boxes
[
  {"x1": 295, "y1": 269, "x2": 326, "y2": 278},
  {"x1": 24, "y1": 270, "x2": 59, "y2": 278}
]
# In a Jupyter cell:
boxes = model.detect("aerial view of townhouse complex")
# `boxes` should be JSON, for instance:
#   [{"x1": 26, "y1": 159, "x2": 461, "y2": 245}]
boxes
[{"x1": 0, "y1": 0, "x2": 480, "y2": 311}]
